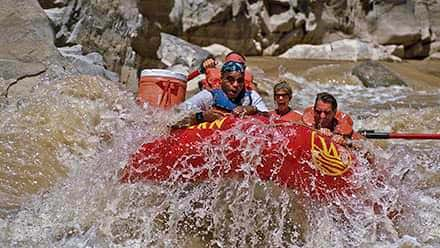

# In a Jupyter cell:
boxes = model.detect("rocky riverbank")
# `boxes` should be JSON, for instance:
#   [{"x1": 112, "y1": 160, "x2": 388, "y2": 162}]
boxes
[{"x1": 2, "y1": 0, "x2": 440, "y2": 103}]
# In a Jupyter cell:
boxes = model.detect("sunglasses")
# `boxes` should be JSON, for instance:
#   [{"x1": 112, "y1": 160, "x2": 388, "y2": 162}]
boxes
[{"x1": 274, "y1": 93, "x2": 290, "y2": 97}]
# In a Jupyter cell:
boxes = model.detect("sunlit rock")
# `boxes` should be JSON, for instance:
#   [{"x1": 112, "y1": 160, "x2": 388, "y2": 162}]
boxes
[
  {"x1": 0, "y1": 0, "x2": 63, "y2": 81},
  {"x1": 157, "y1": 33, "x2": 211, "y2": 72},
  {"x1": 280, "y1": 39, "x2": 399, "y2": 61},
  {"x1": 44, "y1": 7, "x2": 66, "y2": 28},
  {"x1": 368, "y1": 3, "x2": 421, "y2": 47},
  {"x1": 51, "y1": 0, "x2": 142, "y2": 73},
  {"x1": 427, "y1": 53, "x2": 440, "y2": 60},
  {"x1": 202, "y1": 44, "x2": 233, "y2": 59},
  {"x1": 430, "y1": 41, "x2": 440, "y2": 55},
  {"x1": 261, "y1": 8, "x2": 295, "y2": 33}
]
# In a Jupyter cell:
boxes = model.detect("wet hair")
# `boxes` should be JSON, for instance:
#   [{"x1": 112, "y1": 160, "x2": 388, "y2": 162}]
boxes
[
  {"x1": 273, "y1": 81, "x2": 292, "y2": 97},
  {"x1": 314, "y1": 92, "x2": 337, "y2": 111}
]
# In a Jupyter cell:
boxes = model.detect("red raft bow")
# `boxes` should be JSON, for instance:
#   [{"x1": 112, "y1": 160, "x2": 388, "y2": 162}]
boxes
[{"x1": 120, "y1": 116, "x2": 358, "y2": 200}]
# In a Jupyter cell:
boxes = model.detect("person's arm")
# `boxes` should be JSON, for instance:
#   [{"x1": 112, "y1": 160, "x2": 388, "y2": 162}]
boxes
[
  {"x1": 232, "y1": 105, "x2": 257, "y2": 116},
  {"x1": 250, "y1": 91, "x2": 269, "y2": 115},
  {"x1": 174, "y1": 90, "x2": 211, "y2": 127},
  {"x1": 175, "y1": 90, "x2": 229, "y2": 127},
  {"x1": 180, "y1": 90, "x2": 212, "y2": 111},
  {"x1": 175, "y1": 109, "x2": 227, "y2": 127}
]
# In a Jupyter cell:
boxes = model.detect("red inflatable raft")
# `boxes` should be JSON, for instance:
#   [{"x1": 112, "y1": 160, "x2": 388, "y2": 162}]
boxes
[{"x1": 120, "y1": 116, "x2": 358, "y2": 200}]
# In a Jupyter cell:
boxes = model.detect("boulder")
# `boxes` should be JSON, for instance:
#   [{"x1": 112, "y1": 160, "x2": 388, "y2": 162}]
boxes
[
  {"x1": 280, "y1": 39, "x2": 399, "y2": 61},
  {"x1": 414, "y1": 0, "x2": 431, "y2": 42},
  {"x1": 53, "y1": 0, "x2": 142, "y2": 73},
  {"x1": 157, "y1": 33, "x2": 211, "y2": 73},
  {"x1": 44, "y1": 7, "x2": 66, "y2": 28},
  {"x1": 280, "y1": 43, "x2": 332, "y2": 60},
  {"x1": 427, "y1": 52, "x2": 440, "y2": 60},
  {"x1": 169, "y1": 0, "x2": 261, "y2": 54},
  {"x1": 202, "y1": 44, "x2": 233, "y2": 59},
  {"x1": 425, "y1": 0, "x2": 440, "y2": 40},
  {"x1": 261, "y1": 8, "x2": 295, "y2": 33},
  {"x1": 386, "y1": 45, "x2": 405, "y2": 59},
  {"x1": 430, "y1": 41, "x2": 440, "y2": 55},
  {"x1": 352, "y1": 60, "x2": 407, "y2": 88},
  {"x1": 58, "y1": 46, "x2": 119, "y2": 81},
  {"x1": 0, "y1": 0, "x2": 64, "y2": 96},
  {"x1": 369, "y1": 3, "x2": 421, "y2": 47},
  {"x1": 174, "y1": 0, "x2": 239, "y2": 32}
]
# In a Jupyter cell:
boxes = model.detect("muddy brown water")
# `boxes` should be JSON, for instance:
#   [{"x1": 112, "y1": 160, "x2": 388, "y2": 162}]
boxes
[{"x1": 0, "y1": 59, "x2": 439, "y2": 247}]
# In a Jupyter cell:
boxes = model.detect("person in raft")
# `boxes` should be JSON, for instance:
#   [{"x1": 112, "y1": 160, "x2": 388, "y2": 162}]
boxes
[
  {"x1": 188, "y1": 51, "x2": 255, "y2": 91},
  {"x1": 270, "y1": 81, "x2": 303, "y2": 122},
  {"x1": 302, "y1": 92, "x2": 361, "y2": 145},
  {"x1": 178, "y1": 60, "x2": 268, "y2": 126}
]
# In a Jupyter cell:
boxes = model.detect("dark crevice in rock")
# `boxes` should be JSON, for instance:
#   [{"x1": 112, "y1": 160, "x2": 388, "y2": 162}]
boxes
[
  {"x1": 264, "y1": 0, "x2": 290, "y2": 16},
  {"x1": 4, "y1": 70, "x2": 46, "y2": 98},
  {"x1": 38, "y1": 0, "x2": 66, "y2": 9}
]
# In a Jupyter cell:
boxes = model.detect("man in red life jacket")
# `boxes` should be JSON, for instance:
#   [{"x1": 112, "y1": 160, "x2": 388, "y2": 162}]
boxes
[
  {"x1": 176, "y1": 60, "x2": 268, "y2": 127},
  {"x1": 188, "y1": 52, "x2": 255, "y2": 91},
  {"x1": 302, "y1": 92, "x2": 358, "y2": 145},
  {"x1": 270, "y1": 81, "x2": 302, "y2": 122}
]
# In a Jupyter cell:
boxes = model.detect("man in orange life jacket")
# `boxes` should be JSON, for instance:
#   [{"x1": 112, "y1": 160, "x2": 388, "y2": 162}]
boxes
[
  {"x1": 178, "y1": 60, "x2": 268, "y2": 126},
  {"x1": 302, "y1": 92, "x2": 357, "y2": 145},
  {"x1": 270, "y1": 81, "x2": 302, "y2": 122},
  {"x1": 188, "y1": 51, "x2": 255, "y2": 91}
]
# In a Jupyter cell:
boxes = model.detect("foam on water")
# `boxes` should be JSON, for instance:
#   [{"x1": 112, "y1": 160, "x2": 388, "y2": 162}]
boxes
[{"x1": 0, "y1": 73, "x2": 439, "y2": 247}]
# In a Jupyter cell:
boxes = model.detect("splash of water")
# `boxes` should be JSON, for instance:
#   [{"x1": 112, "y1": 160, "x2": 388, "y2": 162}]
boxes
[{"x1": 0, "y1": 72, "x2": 439, "y2": 247}]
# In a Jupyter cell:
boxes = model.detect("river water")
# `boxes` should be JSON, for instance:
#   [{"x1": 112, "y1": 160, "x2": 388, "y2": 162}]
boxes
[{"x1": 0, "y1": 59, "x2": 439, "y2": 247}]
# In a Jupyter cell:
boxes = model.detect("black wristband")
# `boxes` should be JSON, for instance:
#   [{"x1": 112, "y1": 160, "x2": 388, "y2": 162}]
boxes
[{"x1": 195, "y1": 112, "x2": 204, "y2": 123}]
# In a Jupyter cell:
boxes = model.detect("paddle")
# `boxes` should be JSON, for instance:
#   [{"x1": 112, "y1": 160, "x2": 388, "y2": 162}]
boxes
[{"x1": 359, "y1": 130, "x2": 440, "y2": 140}]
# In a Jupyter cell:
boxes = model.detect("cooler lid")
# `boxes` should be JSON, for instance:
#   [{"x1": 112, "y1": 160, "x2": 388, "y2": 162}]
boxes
[{"x1": 141, "y1": 69, "x2": 187, "y2": 82}]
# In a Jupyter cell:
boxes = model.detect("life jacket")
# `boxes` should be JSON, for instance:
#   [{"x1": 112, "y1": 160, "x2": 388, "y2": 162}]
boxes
[
  {"x1": 210, "y1": 88, "x2": 252, "y2": 112},
  {"x1": 302, "y1": 106, "x2": 355, "y2": 138},
  {"x1": 201, "y1": 68, "x2": 255, "y2": 91},
  {"x1": 270, "y1": 109, "x2": 303, "y2": 122}
]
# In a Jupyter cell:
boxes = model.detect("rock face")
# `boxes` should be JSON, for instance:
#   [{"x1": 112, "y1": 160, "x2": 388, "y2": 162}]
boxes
[
  {"x1": 157, "y1": 33, "x2": 211, "y2": 73},
  {"x1": 352, "y1": 60, "x2": 407, "y2": 87},
  {"x1": 0, "y1": 0, "x2": 62, "y2": 81},
  {"x1": 58, "y1": 45, "x2": 119, "y2": 81},
  {"x1": 369, "y1": 3, "x2": 421, "y2": 47},
  {"x1": 45, "y1": 0, "x2": 142, "y2": 73},
  {"x1": 367, "y1": 0, "x2": 440, "y2": 58},
  {"x1": 428, "y1": 53, "x2": 440, "y2": 60},
  {"x1": 5, "y1": 0, "x2": 434, "y2": 94},
  {"x1": 0, "y1": 0, "x2": 130, "y2": 98}
]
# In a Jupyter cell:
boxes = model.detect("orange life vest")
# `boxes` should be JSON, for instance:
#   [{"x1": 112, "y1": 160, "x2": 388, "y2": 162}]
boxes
[
  {"x1": 302, "y1": 106, "x2": 356, "y2": 138},
  {"x1": 270, "y1": 109, "x2": 303, "y2": 122}
]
